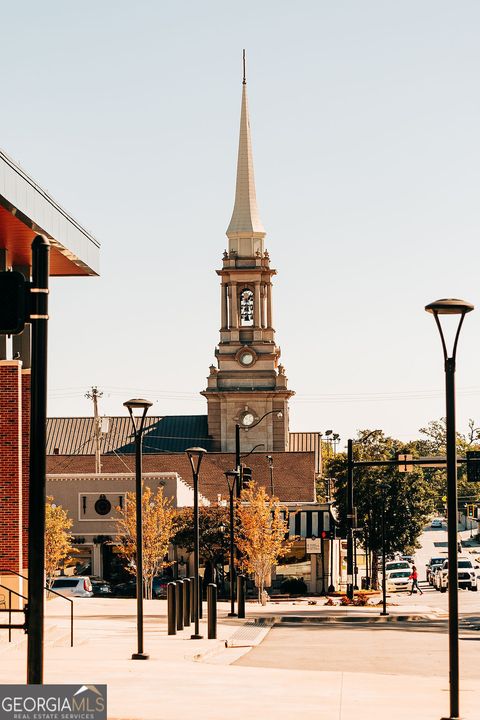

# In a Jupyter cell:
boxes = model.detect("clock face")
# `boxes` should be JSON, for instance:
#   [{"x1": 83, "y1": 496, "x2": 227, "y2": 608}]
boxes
[
  {"x1": 240, "y1": 352, "x2": 254, "y2": 366},
  {"x1": 242, "y1": 412, "x2": 255, "y2": 427}
]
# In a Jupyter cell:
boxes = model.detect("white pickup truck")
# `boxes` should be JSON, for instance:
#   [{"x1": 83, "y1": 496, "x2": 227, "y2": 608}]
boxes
[{"x1": 435, "y1": 558, "x2": 478, "y2": 592}]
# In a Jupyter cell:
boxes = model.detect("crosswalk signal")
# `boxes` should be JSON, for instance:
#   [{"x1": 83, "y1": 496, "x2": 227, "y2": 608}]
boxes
[
  {"x1": 0, "y1": 271, "x2": 29, "y2": 335},
  {"x1": 240, "y1": 466, "x2": 252, "y2": 492}
]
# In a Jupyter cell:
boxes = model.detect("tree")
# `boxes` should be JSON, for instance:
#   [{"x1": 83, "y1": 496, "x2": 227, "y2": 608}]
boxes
[
  {"x1": 172, "y1": 506, "x2": 230, "y2": 588},
  {"x1": 235, "y1": 483, "x2": 292, "y2": 605},
  {"x1": 113, "y1": 485, "x2": 176, "y2": 599},
  {"x1": 327, "y1": 430, "x2": 436, "y2": 588},
  {"x1": 45, "y1": 496, "x2": 76, "y2": 585}
]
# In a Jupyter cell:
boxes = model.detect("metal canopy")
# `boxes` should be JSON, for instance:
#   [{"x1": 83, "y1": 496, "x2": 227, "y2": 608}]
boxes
[{"x1": 0, "y1": 149, "x2": 100, "y2": 276}]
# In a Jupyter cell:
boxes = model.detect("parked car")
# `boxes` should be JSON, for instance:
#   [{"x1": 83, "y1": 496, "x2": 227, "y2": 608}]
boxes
[
  {"x1": 431, "y1": 518, "x2": 443, "y2": 528},
  {"x1": 111, "y1": 580, "x2": 137, "y2": 597},
  {"x1": 90, "y1": 578, "x2": 113, "y2": 597},
  {"x1": 426, "y1": 557, "x2": 446, "y2": 584},
  {"x1": 385, "y1": 570, "x2": 412, "y2": 592},
  {"x1": 384, "y1": 560, "x2": 412, "y2": 574},
  {"x1": 435, "y1": 559, "x2": 478, "y2": 592},
  {"x1": 50, "y1": 576, "x2": 93, "y2": 598}
]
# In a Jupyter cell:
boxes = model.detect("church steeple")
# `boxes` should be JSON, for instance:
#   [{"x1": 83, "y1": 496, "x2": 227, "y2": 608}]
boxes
[
  {"x1": 226, "y1": 51, "x2": 266, "y2": 256},
  {"x1": 201, "y1": 56, "x2": 294, "y2": 454}
]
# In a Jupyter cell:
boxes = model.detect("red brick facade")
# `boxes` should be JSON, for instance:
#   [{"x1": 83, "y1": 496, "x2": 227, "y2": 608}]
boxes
[
  {"x1": 21, "y1": 370, "x2": 30, "y2": 567},
  {"x1": 0, "y1": 361, "x2": 23, "y2": 573}
]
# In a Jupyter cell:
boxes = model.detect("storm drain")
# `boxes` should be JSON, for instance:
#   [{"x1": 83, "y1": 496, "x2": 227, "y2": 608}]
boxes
[{"x1": 225, "y1": 619, "x2": 273, "y2": 648}]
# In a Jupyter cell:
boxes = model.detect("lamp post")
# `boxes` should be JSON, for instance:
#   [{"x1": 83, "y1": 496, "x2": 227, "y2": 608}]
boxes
[
  {"x1": 379, "y1": 482, "x2": 389, "y2": 617},
  {"x1": 186, "y1": 447, "x2": 207, "y2": 639},
  {"x1": 124, "y1": 397, "x2": 152, "y2": 660},
  {"x1": 425, "y1": 297, "x2": 474, "y2": 720},
  {"x1": 224, "y1": 470, "x2": 239, "y2": 617},
  {"x1": 266, "y1": 455, "x2": 274, "y2": 495}
]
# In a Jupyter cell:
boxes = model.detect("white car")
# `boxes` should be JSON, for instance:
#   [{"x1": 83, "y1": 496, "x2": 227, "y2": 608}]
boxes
[
  {"x1": 430, "y1": 519, "x2": 442, "y2": 528},
  {"x1": 50, "y1": 576, "x2": 93, "y2": 598},
  {"x1": 385, "y1": 569, "x2": 412, "y2": 592},
  {"x1": 435, "y1": 559, "x2": 478, "y2": 592},
  {"x1": 384, "y1": 560, "x2": 412, "y2": 574}
]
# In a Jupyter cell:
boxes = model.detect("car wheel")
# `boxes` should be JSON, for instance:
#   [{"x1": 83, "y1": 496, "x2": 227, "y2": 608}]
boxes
[
  {"x1": 440, "y1": 586, "x2": 447, "y2": 593},
  {"x1": 470, "y1": 585, "x2": 478, "y2": 592}
]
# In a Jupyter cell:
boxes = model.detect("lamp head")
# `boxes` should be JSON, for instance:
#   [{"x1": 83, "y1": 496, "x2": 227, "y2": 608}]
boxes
[
  {"x1": 425, "y1": 298, "x2": 474, "y2": 315},
  {"x1": 123, "y1": 398, "x2": 153, "y2": 412},
  {"x1": 325, "y1": 430, "x2": 333, "y2": 436},
  {"x1": 276, "y1": 411, "x2": 283, "y2": 419},
  {"x1": 185, "y1": 447, "x2": 207, "y2": 457}
]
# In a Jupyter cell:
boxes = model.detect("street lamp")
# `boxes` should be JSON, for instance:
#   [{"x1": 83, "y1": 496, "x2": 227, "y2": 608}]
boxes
[
  {"x1": 124, "y1": 397, "x2": 153, "y2": 660},
  {"x1": 224, "y1": 470, "x2": 239, "y2": 617},
  {"x1": 379, "y1": 482, "x2": 389, "y2": 617},
  {"x1": 266, "y1": 455, "x2": 274, "y2": 495},
  {"x1": 185, "y1": 447, "x2": 207, "y2": 639},
  {"x1": 425, "y1": 297, "x2": 474, "y2": 720}
]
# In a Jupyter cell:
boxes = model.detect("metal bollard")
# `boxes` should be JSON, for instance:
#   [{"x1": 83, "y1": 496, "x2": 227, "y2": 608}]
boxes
[
  {"x1": 189, "y1": 576, "x2": 195, "y2": 622},
  {"x1": 175, "y1": 580, "x2": 184, "y2": 631},
  {"x1": 237, "y1": 574, "x2": 246, "y2": 619},
  {"x1": 207, "y1": 583, "x2": 217, "y2": 639},
  {"x1": 167, "y1": 582, "x2": 176, "y2": 635},
  {"x1": 198, "y1": 576, "x2": 203, "y2": 619},
  {"x1": 183, "y1": 577, "x2": 191, "y2": 627}
]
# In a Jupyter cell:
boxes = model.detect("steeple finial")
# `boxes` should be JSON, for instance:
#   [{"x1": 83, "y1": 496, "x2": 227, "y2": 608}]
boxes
[{"x1": 226, "y1": 55, "x2": 266, "y2": 253}]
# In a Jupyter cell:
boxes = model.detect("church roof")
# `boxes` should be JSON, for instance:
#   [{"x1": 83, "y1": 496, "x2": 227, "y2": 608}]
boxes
[
  {"x1": 47, "y1": 415, "x2": 213, "y2": 455},
  {"x1": 226, "y1": 75, "x2": 265, "y2": 241},
  {"x1": 47, "y1": 451, "x2": 316, "y2": 504}
]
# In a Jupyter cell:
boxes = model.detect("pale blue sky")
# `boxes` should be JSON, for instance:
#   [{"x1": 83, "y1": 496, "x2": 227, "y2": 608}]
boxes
[{"x1": 3, "y1": 1, "x2": 480, "y2": 445}]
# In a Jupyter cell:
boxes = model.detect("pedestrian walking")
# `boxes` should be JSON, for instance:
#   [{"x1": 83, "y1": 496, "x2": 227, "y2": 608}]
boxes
[{"x1": 408, "y1": 565, "x2": 423, "y2": 595}]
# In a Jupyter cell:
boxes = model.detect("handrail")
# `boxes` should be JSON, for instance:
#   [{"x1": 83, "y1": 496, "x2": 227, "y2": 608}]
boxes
[
  {"x1": 0, "y1": 569, "x2": 74, "y2": 647},
  {"x1": 0, "y1": 582, "x2": 28, "y2": 642}
]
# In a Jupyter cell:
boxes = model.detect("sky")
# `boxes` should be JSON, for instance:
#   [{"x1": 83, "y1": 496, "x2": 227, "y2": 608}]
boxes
[{"x1": 2, "y1": 1, "x2": 480, "y2": 447}]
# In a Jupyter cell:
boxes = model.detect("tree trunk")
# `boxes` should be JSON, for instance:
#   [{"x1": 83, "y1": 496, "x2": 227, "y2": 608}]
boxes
[{"x1": 372, "y1": 551, "x2": 379, "y2": 590}]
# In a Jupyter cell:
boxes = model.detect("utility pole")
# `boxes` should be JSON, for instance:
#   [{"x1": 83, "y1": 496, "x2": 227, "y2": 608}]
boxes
[{"x1": 86, "y1": 386, "x2": 103, "y2": 474}]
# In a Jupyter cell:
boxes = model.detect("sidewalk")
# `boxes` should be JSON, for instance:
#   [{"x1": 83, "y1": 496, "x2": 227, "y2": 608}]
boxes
[{"x1": 0, "y1": 597, "x2": 477, "y2": 720}]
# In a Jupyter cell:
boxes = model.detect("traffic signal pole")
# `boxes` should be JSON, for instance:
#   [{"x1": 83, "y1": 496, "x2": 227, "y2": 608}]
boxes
[{"x1": 346, "y1": 439, "x2": 354, "y2": 601}]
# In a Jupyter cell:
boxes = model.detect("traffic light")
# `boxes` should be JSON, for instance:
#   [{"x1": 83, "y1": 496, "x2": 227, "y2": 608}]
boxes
[
  {"x1": 0, "y1": 271, "x2": 29, "y2": 335},
  {"x1": 321, "y1": 527, "x2": 336, "y2": 540},
  {"x1": 466, "y1": 451, "x2": 480, "y2": 483},
  {"x1": 240, "y1": 466, "x2": 252, "y2": 491}
]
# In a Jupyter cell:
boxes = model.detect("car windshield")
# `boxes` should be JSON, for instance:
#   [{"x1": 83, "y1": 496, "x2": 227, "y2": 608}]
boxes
[
  {"x1": 458, "y1": 560, "x2": 473, "y2": 568},
  {"x1": 385, "y1": 562, "x2": 410, "y2": 570},
  {"x1": 430, "y1": 559, "x2": 445, "y2": 565},
  {"x1": 390, "y1": 571, "x2": 411, "y2": 578}
]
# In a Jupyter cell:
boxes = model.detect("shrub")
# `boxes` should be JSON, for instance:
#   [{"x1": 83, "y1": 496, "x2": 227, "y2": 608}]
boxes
[{"x1": 280, "y1": 577, "x2": 308, "y2": 595}]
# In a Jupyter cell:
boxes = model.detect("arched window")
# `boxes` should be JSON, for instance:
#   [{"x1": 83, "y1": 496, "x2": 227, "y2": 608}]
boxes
[{"x1": 239, "y1": 288, "x2": 254, "y2": 326}]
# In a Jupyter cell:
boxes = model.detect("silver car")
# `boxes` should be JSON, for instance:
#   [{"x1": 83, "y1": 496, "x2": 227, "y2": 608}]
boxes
[{"x1": 50, "y1": 576, "x2": 93, "y2": 598}]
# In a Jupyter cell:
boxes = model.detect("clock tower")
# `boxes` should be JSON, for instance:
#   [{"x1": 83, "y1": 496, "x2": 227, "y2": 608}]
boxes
[{"x1": 202, "y1": 64, "x2": 294, "y2": 453}]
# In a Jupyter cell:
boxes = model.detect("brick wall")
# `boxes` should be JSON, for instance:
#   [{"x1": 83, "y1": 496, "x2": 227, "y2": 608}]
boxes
[
  {"x1": 21, "y1": 370, "x2": 30, "y2": 569},
  {"x1": 0, "y1": 361, "x2": 23, "y2": 573}
]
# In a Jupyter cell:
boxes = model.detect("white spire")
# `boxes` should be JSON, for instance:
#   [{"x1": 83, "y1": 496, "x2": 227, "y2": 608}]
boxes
[{"x1": 226, "y1": 57, "x2": 265, "y2": 253}]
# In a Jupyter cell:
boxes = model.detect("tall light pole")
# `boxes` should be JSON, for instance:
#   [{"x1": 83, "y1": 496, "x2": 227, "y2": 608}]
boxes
[
  {"x1": 379, "y1": 482, "x2": 389, "y2": 617},
  {"x1": 224, "y1": 470, "x2": 239, "y2": 617},
  {"x1": 425, "y1": 297, "x2": 474, "y2": 720},
  {"x1": 186, "y1": 447, "x2": 207, "y2": 639},
  {"x1": 124, "y1": 397, "x2": 152, "y2": 660},
  {"x1": 266, "y1": 455, "x2": 274, "y2": 495}
]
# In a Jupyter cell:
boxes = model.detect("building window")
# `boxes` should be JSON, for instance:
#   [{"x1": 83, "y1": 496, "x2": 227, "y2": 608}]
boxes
[{"x1": 239, "y1": 288, "x2": 254, "y2": 326}]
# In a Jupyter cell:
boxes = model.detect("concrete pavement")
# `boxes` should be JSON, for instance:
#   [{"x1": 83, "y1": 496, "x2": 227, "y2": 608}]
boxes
[{"x1": 0, "y1": 593, "x2": 479, "y2": 720}]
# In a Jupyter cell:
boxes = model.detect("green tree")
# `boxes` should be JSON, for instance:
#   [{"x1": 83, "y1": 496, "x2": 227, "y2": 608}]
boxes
[
  {"x1": 45, "y1": 496, "x2": 77, "y2": 586},
  {"x1": 327, "y1": 430, "x2": 436, "y2": 588},
  {"x1": 173, "y1": 506, "x2": 230, "y2": 586}
]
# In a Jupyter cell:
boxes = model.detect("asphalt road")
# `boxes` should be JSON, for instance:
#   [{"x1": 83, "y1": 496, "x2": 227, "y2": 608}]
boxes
[{"x1": 236, "y1": 523, "x2": 480, "y2": 678}]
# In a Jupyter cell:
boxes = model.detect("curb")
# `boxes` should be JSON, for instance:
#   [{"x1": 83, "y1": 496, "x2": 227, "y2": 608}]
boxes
[{"x1": 275, "y1": 614, "x2": 446, "y2": 624}]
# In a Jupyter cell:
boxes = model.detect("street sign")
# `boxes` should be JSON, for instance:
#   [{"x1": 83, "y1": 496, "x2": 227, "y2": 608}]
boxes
[
  {"x1": 397, "y1": 453, "x2": 413, "y2": 472},
  {"x1": 306, "y1": 537, "x2": 321, "y2": 554}
]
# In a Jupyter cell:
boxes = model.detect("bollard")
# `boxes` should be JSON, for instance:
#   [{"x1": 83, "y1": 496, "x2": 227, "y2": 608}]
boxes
[
  {"x1": 237, "y1": 574, "x2": 246, "y2": 619},
  {"x1": 189, "y1": 576, "x2": 195, "y2": 622},
  {"x1": 167, "y1": 582, "x2": 176, "y2": 636},
  {"x1": 175, "y1": 580, "x2": 184, "y2": 631},
  {"x1": 183, "y1": 577, "x2": 191, "y2": 627},
  {"x1": 198, "y1": 576, "x2": 203, "y2": 619},
  {"x1": 207, "y1": 583, "x2": 217, "y2": 640}
]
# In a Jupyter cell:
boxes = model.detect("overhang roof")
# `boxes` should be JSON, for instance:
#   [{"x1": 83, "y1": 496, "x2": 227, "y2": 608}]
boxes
[{"x1": 0, "y1": 149, "x2": 99, "y2": 276}]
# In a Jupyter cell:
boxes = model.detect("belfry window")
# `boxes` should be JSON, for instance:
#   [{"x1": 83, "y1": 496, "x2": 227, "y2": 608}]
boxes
[{"x1": 239, "y1": 288, "x2": 254, "y2": 326}]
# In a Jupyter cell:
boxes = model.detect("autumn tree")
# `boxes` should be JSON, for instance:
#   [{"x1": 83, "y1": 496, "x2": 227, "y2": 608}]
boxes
[
  {"x1": 235, "y1": 482, "x2": 291, "y2": 605},
  {"x1": 114, "y1": 485, "x2": 176, "y2": 599},
  {"x1": 45, "y1": 496, "x2": 76, "y2": 585}
]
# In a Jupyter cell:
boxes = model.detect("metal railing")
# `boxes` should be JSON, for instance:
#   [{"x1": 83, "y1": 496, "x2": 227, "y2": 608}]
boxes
[
  {"x1": 0, "y1": 569, "x2": 74, "y2": 647},
  {"x1": 0, "y1": 583, "x2": 28, "y2": 642}
]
